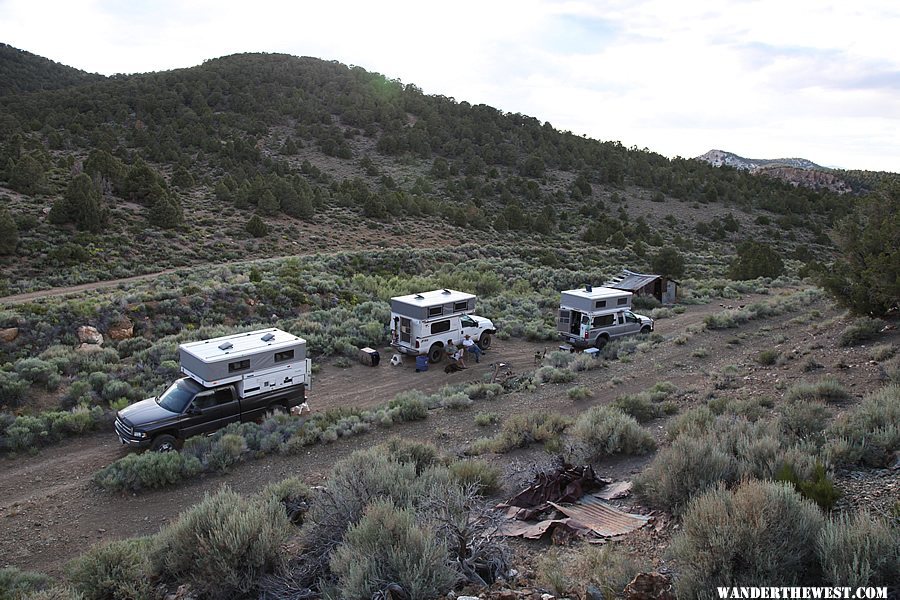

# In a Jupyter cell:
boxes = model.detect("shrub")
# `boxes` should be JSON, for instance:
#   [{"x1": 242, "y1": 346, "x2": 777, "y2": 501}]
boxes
[
  {"x1": 258, "y1": 477, "x2": 313, "y2": 525},
  {"x1": 0, "y1": 567, "x2": 48, "y2": 599},
  {"x1": 152, "y1": 488, "x2": 290, "y2": 598},
  {"x1": 464, "y1": 382, "x2": 503, "y2": 400},
  {"x1": 388, "y1": 391, "x2": 428, "y2": 422},
  {"x1": 816, "y1": 510, "x2": 900, "y2": 586},
  {"x1": 756, "y1": 349, "x2": 779, "y2": 366},
  {"x1": 670, "y1": 480, "x2": 823, "y2": 597},
  {"x1": 534, "y1": 366, "x2": 575, "y2": 384},
  {"x1": 66, "y1": 537, "x2": 154, "y2": 600},
  {"x1": 779, "y1": 400, "x2": 831, "y2": 441},
  {"x1": 329, "y1": 499, "x2": 457, "y2": 600},
  {"x1": 826, "y1": 384, "x2": 900, "y2": 467},
  {"x1": 207, "y1": 433, "x2": 247, "y2": 472},
  {"x1": 441, "y1": 392, "x2": 473, "y2": 410},
  {"x1": 488, "y1": 412, "x2": 571, "y2": 453},
  {"x1": 635, "y1": 435, "x2": 737, "y2": 512},
  {"x1": 567, "y1": 385, "x2": 593, "y2": 401},
  {"x1": 474, "y1": 411, "x2": 499, "y2": 426},
  {"x1": 448, "y1": 459, "x2": 501, "y2": 495},
  {"x1": 93, "y1": 451, "x2": 202, "y2": 493},
  {"x1": 0, "y1": 370, "x2": 29, "y2": 407},
  {"x1": 870, "y1": 343, "x2": 897, "y2": 362},
  {"x1": 567, "y1": 406, "x2": 655, "y2": 464},
  {"x1": 384, "y1": 438, "x2": 441, "y2": 474},
  {"x1": 785, "y1": 378, "x2": 849, "y2": 403},
  {"x1": 775, "y1": 462, "x2": 841, "y2": 510},
  {"x1": 838, "y1": 317, "x2": 885, "y2": 347},
  {"x1": 536, "y1": 545, "x2": 646, "y2": 598}
]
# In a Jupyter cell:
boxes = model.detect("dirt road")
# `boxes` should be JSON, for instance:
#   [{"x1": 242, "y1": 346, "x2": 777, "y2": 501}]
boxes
[{"x1": 3, "y1": 291, "x2": 889, "y2": 576}]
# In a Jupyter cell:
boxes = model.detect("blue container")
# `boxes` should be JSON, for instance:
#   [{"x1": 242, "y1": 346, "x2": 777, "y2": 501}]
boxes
[{"x1": 415, "y1": 355, "x2": 428, "y2": 372}]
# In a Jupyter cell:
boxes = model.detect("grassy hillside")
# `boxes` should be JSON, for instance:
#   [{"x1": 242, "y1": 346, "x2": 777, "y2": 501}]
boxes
[{"x1": 0, "y1": 50, "x2": 850, "y2": 294}]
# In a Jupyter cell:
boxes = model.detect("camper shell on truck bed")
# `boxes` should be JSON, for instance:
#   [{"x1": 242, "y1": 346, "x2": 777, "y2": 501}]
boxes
[
  {"x1": 389, "y1": 289, "x2": 476, "y2": 320},
  {"x1": 179, "y1": 328, "x2": 310, "y2": 398},
  {"x1": 559, "y1": 287, "x2": 633, "y2": 313}
]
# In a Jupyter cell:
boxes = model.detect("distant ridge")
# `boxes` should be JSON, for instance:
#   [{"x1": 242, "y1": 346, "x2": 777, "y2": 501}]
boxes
[
  {"x1": 696, "y1": 150, "x2": 856, "y2": 194},
  {"x1": 696, "y1": 149, "x2": 826, "y2": 171}
]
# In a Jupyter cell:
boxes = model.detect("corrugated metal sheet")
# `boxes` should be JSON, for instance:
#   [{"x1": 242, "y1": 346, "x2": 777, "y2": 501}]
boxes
[
  {"x1": 547, "y1": 496, "x2": 650, "y2": 537},
  {"x1": 608, "y1": 272, "x2": 659, "y2": 291}
]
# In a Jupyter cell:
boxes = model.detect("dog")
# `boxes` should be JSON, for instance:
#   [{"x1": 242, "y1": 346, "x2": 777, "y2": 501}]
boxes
[
  {"x1": 534, "y1": 348, "x2": 547, "y2": 365},
  {"x1": 444, "y1": 362, "x2": 465, "y2": 373}
]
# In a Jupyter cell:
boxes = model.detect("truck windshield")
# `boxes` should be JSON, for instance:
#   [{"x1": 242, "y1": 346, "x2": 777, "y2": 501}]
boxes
[{"x1": 157, "y1": 379, "x2": 202, "y2": 413}]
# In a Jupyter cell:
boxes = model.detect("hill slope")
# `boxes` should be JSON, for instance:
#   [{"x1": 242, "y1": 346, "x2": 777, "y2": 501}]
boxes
[{"x1": 0, "y1": 43, "x2": 105, "y2": 95}]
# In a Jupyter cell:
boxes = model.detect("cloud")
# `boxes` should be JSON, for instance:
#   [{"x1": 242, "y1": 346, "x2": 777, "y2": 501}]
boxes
[{"x1": 0, "y1": 0, "x2": 897, "y2": 171}]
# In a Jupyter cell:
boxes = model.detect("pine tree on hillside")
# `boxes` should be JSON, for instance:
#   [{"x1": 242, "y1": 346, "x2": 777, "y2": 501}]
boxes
[
  {"x1": 8, "y1": 154, "x2": 44, "y2": 195},
  {"x1": 149, "y1": 195, "x2": 184, "y2": 229},
  {"x1": 51, "y1": 173, "x2": 108, "y2": 233},
  {"x1": 0, "y1": 208, "x2": 18, "y2": 254},
  {"x1": 246, "y1": 214, "x2": 268, "y2": 238}
]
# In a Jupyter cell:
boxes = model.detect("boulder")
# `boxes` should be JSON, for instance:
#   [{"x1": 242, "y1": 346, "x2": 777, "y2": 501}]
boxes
[
  {"x1": 107, "y1": 318, "x2": 134, "y2": 341},
  {"x1": 0, "y1": 327, "x2": 19, "y2": 343},
  {"x1": 623, "y1": 572, "x2": 674, "y2": 600},
  {"x1": 77, "y1": 325, "x2": 103, "y2": 345}
]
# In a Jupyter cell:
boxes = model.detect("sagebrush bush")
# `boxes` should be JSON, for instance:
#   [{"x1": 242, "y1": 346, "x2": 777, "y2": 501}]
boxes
[
  {"x1": 463, "y1": 382, "x2": 503, "y2": 400},
  {"x1": 785, "y1": 378, "x2": 849, "y2": 403},
  {"x1": 474, "y1": 411, "x2": 499, "y2": 426},
  {"x1": 258, "y1": 477, "x2": 313, "y2": 525},
  {"x1": 328, "y1": 499, "x2": 456, "y2": 600},
  {"x1": 388, "y1": 391, "x2": 429, "y2": 421},
  {"x1": 483, "y1": 412, "x2": 571, "y2": 453},
  {"x1": 93, "y1": 451, "x2": 201, "y2": 493},
  {"x1": 566, "y1": 406, "x2": 655, "y2": 464},
  {"x1": 826, "y1": 384, "x2": 899, "y2": 467},
  {"x1": 384, "y1": 438, "x2": 441, "y2": 474},
  {"x1": 756, "y1": 349, "x2": 779, "y2": 365},
  {"x1": 152, "y1": 487, "x2": 290, "y2": 598},
  {"x1": 0, "y1": 566, "x2": 48, "y2": 599},
  {"x1": 567, "y1": 385, "x2": 593, "y2": 401},
  {"x1": 670, "y1": 480, "x2": 824, "y2": 597},
  {"x1": 779, "y1": 400, "x2": 831, "y2": 441},
  {"x1": 534, "y1": 365, "x2": 575, "y2": 384},
  {"x1": 536, "y1": 544, "x2": 646, "y2": 598},
  {"x1": 612, "y1": 382, "x2": 677, "y2": 423},
  {"x1": 66, "y1": 537, "x2": 154, "y2": 600},
  {"x1": 838, "y1": 317, "x2": 884, "y2": 347},
  {"x1": 448, "y1": 459, "x2": 501, "y2": 495},
  {"x1": 816, "y1": 510, "x2": 899, "y2": 586}
]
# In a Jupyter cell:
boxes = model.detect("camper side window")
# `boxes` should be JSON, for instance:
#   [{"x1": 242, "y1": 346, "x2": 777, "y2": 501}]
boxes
[
  {"x1": 453, "y1": 300, "x2": 468, "y2": 312},
  {"x1": 431, "y1": 320, "x2": 451, "y2": 335},
  {"x1": 595, "y1": 300, "x2": 607, "y2": 309},
  {"x1": 592, "y1": 314, "x2": 615, "y2": 328},
  {"x1": 617, "y1": 298, "x2": 628, "y2": 306},
  {"x1": 228, "y1": 359, "x2": 250, "y2": 373},
  {"x1": 428, "y1": 306, "x2": 443, "y2": 317},
  {"x1": 274, "y1": 349, "x2": 295, "y2": 363}
]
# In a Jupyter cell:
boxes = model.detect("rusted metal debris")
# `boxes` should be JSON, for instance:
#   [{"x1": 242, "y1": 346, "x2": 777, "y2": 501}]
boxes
[{"x1": 496, "y1": 465, "x2": 649, "y2": 543}]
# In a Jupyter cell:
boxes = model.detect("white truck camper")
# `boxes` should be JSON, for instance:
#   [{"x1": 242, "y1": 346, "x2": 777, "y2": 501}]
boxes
[
  {"x1": 558, "y1": 285, "x2": 654, "y2": 349},
  {"x1": 179, "y1": 328, "x2": 312, "y2": 398},
  {"x1": 389, "y1": 289, "x2": 496, "y2": 363}
]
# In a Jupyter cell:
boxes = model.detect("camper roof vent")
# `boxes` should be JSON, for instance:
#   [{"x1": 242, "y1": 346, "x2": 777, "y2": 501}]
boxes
[
  {"x1": 442, "y1": 289, "x2": 451, "y2": 294},
  {"x1": 414, "y1": 294, "x2": 424, "y2": 300},
  {"x1": 585, "y1": 285, "x2": 593, "y2": 292},
  {"x1": 261, "y1": 332, "x2": 276, "y2": 342},
  {"x1": 218, "y1": 342, "x2": 233, "y2": 351}
]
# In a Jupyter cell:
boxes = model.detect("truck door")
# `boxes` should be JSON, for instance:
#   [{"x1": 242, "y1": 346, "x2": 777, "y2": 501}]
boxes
[
  {"x1": 622, "y1": 310, "x2": 642, "y2": 335},
  {"x1": 579, "y1": 314, "x2": 591, "y2": 342},
  {"x1": 182, "y1": 387, "x2": 241, "y2": 438}
]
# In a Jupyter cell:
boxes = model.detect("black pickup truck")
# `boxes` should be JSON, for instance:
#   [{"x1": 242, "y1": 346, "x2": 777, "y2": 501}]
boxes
[{"x1": 115, "y1": 377, "x2": 307, "y2": 452}]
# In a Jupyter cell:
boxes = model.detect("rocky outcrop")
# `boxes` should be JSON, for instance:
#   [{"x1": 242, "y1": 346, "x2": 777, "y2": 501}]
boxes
[
  {"x1": 0, "y1": 327, "x2": 19, "y2": 343},
  {"x1": 107, "y1": 318, "x2": 134, "y2": 341},
  {"x1": 77, "y1": 325, "x2": 103, "y2": 345},
  {"x1": 623, "y1": 572, "x2": 675, "y2": 600}
]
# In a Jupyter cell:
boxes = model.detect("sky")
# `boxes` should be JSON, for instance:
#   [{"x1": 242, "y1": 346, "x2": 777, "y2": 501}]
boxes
[{"x1": 1, "y1": 0, "x2": 898, "y2": 172}]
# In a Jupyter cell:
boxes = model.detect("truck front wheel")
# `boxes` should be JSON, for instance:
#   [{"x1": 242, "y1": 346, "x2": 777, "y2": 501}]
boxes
[
  {"x1": 428, "y1": 343, "x2": 444, "y2": 364},
  {"x1": 479, "y1": 332, "x2": 493, "y2": 349},
  {"x1": 151, "y1": 434, "x2": 178, "y2": 453}
]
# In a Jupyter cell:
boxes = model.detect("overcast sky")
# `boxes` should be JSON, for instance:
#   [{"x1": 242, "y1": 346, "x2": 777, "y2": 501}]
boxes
[{"x1": 1, "y1": 0, "x2": 898, "y2": 172}]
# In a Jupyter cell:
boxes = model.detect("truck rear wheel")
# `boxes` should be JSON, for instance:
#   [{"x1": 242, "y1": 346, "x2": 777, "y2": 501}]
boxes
[
  {"x1": 428, "y1": 343, "x2": 444, "y2": 363},
  {"x1": 151, "y1": 434, "x2": 177, "y2": 453},
  {"x1": 594, "y1": 335, "x2": 609, "y2": 350},
  {"x1": 479, "y1": 332, "x2": 493, "y2": 349}
]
